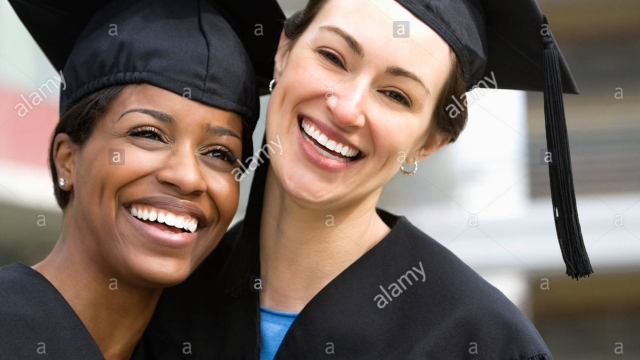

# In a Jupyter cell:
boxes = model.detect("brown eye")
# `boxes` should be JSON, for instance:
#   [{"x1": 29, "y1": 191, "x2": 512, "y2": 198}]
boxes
[
  {"x1": 381, "y1": 90, "x2": 411, "y2": 107},
  {"x1": 203, "y1": 146, "x2": 237, "y2": 165},
  {"x1": 317, "y1": 49, "x2": 345, "y2": 69},
  {"x1": 129, "y1": 126, "x2": 168, "y2": 142}
]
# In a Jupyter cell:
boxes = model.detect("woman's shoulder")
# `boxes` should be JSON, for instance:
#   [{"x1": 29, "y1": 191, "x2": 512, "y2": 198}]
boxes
[
  {"x1": 0, "y1": 262, "x2": 104, "y2": 359},
  {"x1": 358, "y1": 210, "x2": 554, "y2": 359},
  {"x1": 0, "y1": 262, "x2": 51, "y2": 314},
  {"x1": 379, "y1": 210, "x2": 517, "y2": 303}
]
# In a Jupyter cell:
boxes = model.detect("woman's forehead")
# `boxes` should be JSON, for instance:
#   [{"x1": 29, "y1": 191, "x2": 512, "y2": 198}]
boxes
[
  {"x1": 316, "y1": 0, "x2": 448, "y2": 42},
  {"x1": 308, "y1": 0, "x2": 452, "y2": 89},
  {"x1": 107, "y1": 84, "x2": 242, "y2": 131}
]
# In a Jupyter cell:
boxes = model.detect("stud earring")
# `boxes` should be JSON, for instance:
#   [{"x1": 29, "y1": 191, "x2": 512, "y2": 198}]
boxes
[
  {"x1": 400, "y1": 161, "x2": 418, "y2": 176},
  {"x1": 269, "y1": 79, "x2": 276, "y2": 93},
  {"x1": 58, "y1": 177, "x2": 67, "y2": 188}
]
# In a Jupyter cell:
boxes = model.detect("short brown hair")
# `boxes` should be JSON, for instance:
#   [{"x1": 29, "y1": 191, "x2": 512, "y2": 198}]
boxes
[{"x1": 283, "y1": 0, "x2": 468, "y2": 144}]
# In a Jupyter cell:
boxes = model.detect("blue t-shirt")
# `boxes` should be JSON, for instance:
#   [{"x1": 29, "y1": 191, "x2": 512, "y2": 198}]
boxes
[{"x1": 259, "y1": 306, "x2": 299, "y2": 360}]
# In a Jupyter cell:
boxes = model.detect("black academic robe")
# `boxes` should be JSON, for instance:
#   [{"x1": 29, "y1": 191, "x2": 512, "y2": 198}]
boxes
[
  {"x1": 0, "y1": 263, "x2": 147, "y2": 360},
  {"x1": 140, "y1": 210, "x2": 554, "y2": 360}
]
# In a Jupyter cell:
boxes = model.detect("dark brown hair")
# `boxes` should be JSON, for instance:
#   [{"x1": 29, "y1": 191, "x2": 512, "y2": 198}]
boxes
[
  {"x1": 49, "y1": 86, "x2": 126, "y2": 209},
  {"x1": 283, "y1": 0, "x2": 468, "y2": 144}
]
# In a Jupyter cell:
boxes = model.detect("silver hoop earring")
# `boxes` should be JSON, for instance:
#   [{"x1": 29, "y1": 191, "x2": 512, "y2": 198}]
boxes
[
  {"x1": 58, "y1": 177, "x2": 67, "y2": 189},
  {"x1": 269, "y1": 79, "x2": 276, "y2": 93},
  {"x1": 400, "y1": 161, "x2": 418, "y2": 176}
]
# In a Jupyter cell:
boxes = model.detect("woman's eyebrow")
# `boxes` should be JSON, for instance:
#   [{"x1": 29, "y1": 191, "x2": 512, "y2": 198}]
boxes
[
  {"x1": 202, "y1": 123, "x2": 241, "y2": 140},
  {"x1": 386, "y1": 66, "x2": 430, "y2": 96},
  {"x1": 319, "y1": 25, "x2": 363, "y2": 58},
  {"x1": 117, "y1": 108, "x2": 241, "y2": 140},
  {"x1": 117, "y1": 108, "x2": 175, "y2": 124},
  {"x1": 318, "y1": 26, "x2": 429, "y2": 97}
]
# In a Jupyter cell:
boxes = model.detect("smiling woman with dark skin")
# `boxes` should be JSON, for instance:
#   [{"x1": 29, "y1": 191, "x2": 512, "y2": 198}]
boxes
[
  {"x1": 0, "y1": 0, "x2": 284, "y2": 358},
  {"x1": 38, "y1": 84, "x2": 243, "y2": 358}
]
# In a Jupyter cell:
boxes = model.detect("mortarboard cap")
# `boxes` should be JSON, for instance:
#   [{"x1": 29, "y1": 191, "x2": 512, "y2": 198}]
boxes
[
  {"x1": 8, "y1": 0, "x2": 285, "y2": 164},
  {"x1": 394, "y1": 0, "x2": 591, "y2": 279}
]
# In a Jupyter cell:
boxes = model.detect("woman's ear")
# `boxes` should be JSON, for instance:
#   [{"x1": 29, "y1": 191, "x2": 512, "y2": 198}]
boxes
[
  {"x1": 273, "y1": 29, "x2": 292, "y2": 82},
  {"x1": 410, "y1": 131, "x2": 451, "y2": 163},
  {"x1": 53, "y1": 133, "x2": 78, "y2": 190}
]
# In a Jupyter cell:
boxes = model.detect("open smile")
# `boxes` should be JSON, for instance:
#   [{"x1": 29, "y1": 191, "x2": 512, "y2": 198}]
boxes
[
  {"x1": 128, "y1": 204, "x2": 199, "y2": 233},
  {"x1": 122, "y1": 198, "x2": 207, "y2": 248},
  {"x1": 297, "y1": 115, "x2": 364, "y2": 170}
]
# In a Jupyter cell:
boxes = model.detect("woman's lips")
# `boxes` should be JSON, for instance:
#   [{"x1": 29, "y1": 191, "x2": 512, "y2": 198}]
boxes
[
  {"x1": 123, "y1": 206, "x2": 198, "y2": 248},
  {"x1": 298, "y1": 114, "x2": 363, "y2": 156},
  {"x1": 300, "y1": 118, "x2": 360, "y2": 158},
  {"x1": 297, "y1": 116, "x2": 364, "y2": 171},
  {"x1": 128, "y1": 204, "x2": 198, "y2": 233},
  {"x1": 123, "y1": 195, "x2": 208, "y2": 228}
]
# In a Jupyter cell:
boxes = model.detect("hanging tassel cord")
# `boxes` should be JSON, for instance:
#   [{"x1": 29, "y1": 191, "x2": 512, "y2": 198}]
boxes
[{"x1": 542, "y1": 31, "x2": 593, "y2": 279}]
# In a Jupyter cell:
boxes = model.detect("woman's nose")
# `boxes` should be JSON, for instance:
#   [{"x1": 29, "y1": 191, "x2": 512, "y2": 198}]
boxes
[
  {"x1": 156, "y1": 146, "x2": 207, "y2": 195},
  {"x1": 325, "y1": 80, "x2": 367, "y2": 129}
]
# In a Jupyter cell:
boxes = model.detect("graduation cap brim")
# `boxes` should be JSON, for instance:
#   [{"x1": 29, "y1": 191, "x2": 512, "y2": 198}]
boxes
[
  {"x1": 397, "y1": 0, "x2": 579, "y2": 95},
  {"x1": 8, "y1": 0, "x2": 284, "y2": 95},
  {"x1": 481, "y1": 0, "x2": 579, "y2": 94},
  {"x1": 8, "y1": 1, "x2": 106, "y2": 72}
]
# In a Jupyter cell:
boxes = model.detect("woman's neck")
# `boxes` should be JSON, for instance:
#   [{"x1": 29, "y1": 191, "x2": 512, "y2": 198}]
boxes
[
  {"x1": 33, "y1": 222, "x2": 161, "y2": 360},
  {"x1": 259, "y1": 167, "x2": 390, "y2": 313}
]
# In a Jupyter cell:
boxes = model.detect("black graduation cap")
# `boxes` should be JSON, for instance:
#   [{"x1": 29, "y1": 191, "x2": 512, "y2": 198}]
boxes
[
  {"x1": 393, "y1": 0, "x2": 591, "y2": 279},
  {"x1": 225, "y1": 0, "x2": 591, "y2": 297},
  {"x1": 8, "y1": 0, "x2": 285, "y2": 164}
]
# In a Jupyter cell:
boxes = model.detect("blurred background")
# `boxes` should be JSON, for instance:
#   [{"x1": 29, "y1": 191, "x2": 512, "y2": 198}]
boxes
[{"x1": 1, "y1": 0, "x2": 639, "y2": 358}]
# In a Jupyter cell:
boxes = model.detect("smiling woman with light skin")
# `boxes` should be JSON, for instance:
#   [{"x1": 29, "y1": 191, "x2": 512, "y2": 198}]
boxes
[
  {"x1": 143, "y1": 0, "x2": 591, "y2": 359},
  {"x1": 0, "y1": 0, "x2": 284, "y2": 359}
]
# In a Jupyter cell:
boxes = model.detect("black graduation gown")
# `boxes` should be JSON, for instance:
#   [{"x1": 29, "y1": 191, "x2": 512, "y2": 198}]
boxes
[
  {"x1": 0, "y1": 263, "x2": 147, "y2": 360},
  {"x1": 140, "y1": 210, "x2": 554, "y2": 360}
]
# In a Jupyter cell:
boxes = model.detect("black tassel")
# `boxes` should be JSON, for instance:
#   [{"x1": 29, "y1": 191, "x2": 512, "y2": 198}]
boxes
[
  {"x1": 542, "y1": 20, "x2": 593, "y2": 279},
  {"x1": 225, "y1": 136, "x2": 269, "y2": 297}
]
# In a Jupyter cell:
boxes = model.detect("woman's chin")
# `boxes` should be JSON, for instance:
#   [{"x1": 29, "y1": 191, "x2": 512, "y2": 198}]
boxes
[
  {"x1": 121, "y1": 256, "x2": 194, "y2": 288},
  {"x1": 281, "y1": 177, "x2": 340, "y2": 207},
  {"x1": 274, "y1": 159, "x2": 348, "y2": 202}
]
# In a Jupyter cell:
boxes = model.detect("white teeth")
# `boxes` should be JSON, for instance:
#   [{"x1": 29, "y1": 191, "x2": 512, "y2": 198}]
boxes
[
  {"x1": 301, "y1": 119, "x2": 360, "y2": 158},
  {"x1": 317, "y1": 133, "x2": 328, "y2": 146},
  {"x1": 302, "y1": 134, "x2": 351, "y2": 163},
  {"x1": 129, "y1": 205, "x2": 199, "y2": 233}
]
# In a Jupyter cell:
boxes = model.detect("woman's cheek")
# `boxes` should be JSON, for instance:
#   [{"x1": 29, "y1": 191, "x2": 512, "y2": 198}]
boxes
[
  {"x1": 117, "y1": 143, "x2": 167, "y2": 172},
  {"x1": 206, "y1": 171, "x2": 240, "y2": 221}
]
